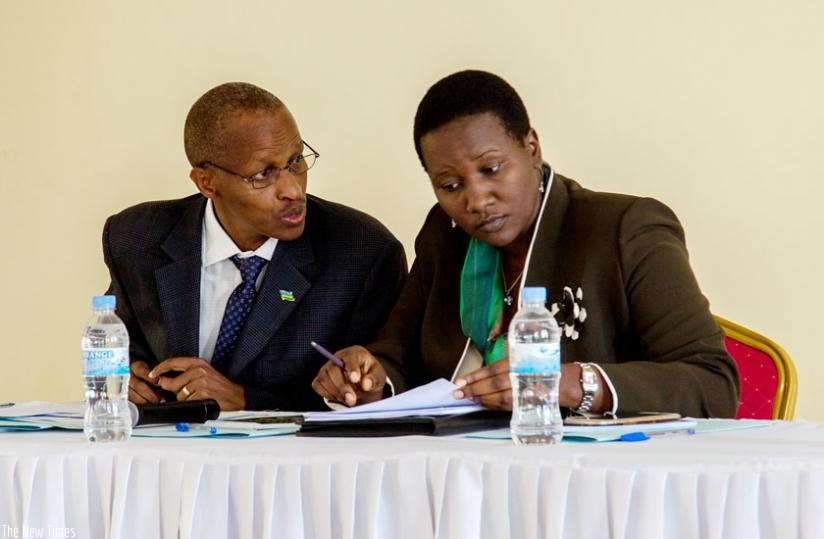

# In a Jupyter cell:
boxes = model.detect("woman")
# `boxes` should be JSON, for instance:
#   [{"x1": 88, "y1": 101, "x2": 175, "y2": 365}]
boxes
[{"x1": 312, "y1": 70, "x2": 739, "y2": 418}]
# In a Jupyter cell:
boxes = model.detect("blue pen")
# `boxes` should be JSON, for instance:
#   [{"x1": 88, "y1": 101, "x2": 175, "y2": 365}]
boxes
[
  {"x1": 175, "y1": 422, "x2": 217, "y2": 435},
  {"x1": 619, "y1": 432, "x2": 650, "y2": 442},
  {"x1": 619, "y1": 428, "x2": 695, "y2": 442},
  {"x1": 310, "y1": 341, "x2": 345, "y2": 368},
  {"x1": 0, "y1": 402, "x2": 14, "y2": 408}
]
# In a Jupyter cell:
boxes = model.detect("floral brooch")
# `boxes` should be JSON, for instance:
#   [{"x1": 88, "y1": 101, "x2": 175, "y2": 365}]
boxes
[{"x1": 550, "y1": 286, "x2": 587, "y2": 341}]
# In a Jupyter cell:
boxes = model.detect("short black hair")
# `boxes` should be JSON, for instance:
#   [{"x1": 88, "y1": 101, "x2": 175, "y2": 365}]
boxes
[
  {"x1": 184, "y1": 82, "x2": 284, "y2": 166},
  {"x1": 413, "y1": 70, "x2": 531, "y2": 169}
]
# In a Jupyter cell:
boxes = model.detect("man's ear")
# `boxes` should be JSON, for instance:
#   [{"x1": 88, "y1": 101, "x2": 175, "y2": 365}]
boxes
[
  {"x1": 524, "y1": 128, "x2": 543, "y2": 168},
  {"x1": 190, "y1": 167, "x2": 216, "y2": 198}
]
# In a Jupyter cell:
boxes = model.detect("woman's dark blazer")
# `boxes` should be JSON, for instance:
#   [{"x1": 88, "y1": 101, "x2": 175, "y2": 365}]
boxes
[{"x1": 368, "y1": 173, "x2": 739, "y2": 418}]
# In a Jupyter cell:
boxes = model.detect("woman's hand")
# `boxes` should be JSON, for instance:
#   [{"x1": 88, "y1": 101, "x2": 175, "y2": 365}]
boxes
[
  {"x1": 455, "y1": 360, "x2": 613, "y2": 413},
  {"x1": 311, "y1": 345, "x2": 387, "y2": 407},
  {"x1": 453, "y1": 359, "x2": 513, "y2": 410}
]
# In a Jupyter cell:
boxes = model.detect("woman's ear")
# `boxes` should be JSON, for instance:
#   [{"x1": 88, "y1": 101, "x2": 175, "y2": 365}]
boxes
[{"x1": 524, "y1": 128, "x2": 543, "y2": 168}]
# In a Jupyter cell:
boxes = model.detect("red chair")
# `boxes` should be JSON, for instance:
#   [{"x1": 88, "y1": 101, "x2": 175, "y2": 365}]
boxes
[{"x1": 716, "y1": 315, "x2": 797, "y2": 420}]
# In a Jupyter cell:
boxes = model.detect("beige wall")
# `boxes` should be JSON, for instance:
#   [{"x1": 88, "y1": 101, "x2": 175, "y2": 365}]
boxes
[{"x1": 1, "y1": 1, "x2": 821, "y2": 418}]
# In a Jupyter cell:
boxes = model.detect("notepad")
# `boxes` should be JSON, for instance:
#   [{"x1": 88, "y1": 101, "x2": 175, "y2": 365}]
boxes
[
  {"x1": 0, "y1": 403, "x2": 304, "y2": 437},
  {"x1": 131, "y1": 419, "x2": 300, "y2": 438},
  {"x1": 298, "y1": 379, "x2": 502, "y2": 437},
  {"x1": 467, "y1": 419, "x2": 698, "y2": 442},
  {"x1": 562, "y1": 420, "x2": 697, "y2": 442},
  {"x1": 467, "y1": 418, "x2": 774, "y2": 442},
  {"x1": 0, "y1": 401, "x2": 85, "y2": 431}
]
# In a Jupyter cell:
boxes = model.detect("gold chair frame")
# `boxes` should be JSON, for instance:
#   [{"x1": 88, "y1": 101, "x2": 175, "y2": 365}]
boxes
[{"x1": 716, "y1": 315, "x2": 798, "y2": 420}]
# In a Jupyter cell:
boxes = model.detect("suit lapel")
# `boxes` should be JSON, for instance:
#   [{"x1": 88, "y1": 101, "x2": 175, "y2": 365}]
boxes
[
  {"x1": 524, "y1": 170, "x2": 570, "y2": 292},
  {"x1": 225, "y1": 232, "x2": 314, "y2": 378},
  {"x1": 155, "y1": 198, "x2": 205, "y2": 358},
  {"x1": 523, "y1": 171, "x2": 603, "y2": 364}
]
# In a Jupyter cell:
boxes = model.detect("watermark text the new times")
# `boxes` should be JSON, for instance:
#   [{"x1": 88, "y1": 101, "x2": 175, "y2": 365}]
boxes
[{"x1": 2, "y1": 525, "x2": 76, "y2": 538}]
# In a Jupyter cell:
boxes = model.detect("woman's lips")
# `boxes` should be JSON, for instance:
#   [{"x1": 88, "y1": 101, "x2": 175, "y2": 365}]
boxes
[{"x1": 476, "y1": 215, "x2": 506, "y2": 233}]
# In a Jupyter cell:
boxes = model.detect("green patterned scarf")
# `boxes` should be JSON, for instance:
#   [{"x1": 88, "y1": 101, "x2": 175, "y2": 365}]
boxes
[{"x1": 460, "y1": 238, "x2": 507, "y2": 364}]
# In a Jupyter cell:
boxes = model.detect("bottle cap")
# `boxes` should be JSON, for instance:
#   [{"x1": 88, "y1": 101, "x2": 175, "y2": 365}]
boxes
[
  {"x1": 521, "y1": 287, "x2": 547, "y2": 303},
  {"x1": 92, "y1": 295, "x2": 116, "y2": 310}
]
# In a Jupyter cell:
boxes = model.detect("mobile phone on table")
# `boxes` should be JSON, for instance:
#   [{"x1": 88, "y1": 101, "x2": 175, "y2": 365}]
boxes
[{"x1": 564, "y1": 411, "x2": 681, "y2": 426}]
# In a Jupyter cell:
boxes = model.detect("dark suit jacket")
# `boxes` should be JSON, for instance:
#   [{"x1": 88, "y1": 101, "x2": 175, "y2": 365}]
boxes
[
  {"x1": 368, "y1": 174, "x2": 739, "y2": 418},
  {"x1": 103, "y1": 193, "x2": 407, "y2": 410}
]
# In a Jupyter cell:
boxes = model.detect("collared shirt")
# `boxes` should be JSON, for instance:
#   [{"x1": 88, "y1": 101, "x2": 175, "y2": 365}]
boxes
[{"x1": 199, "y1": 199, "x2": 278, "y2": 361}]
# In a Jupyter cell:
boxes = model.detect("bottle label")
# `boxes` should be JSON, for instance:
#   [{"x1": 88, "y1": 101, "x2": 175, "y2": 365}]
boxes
[
  {"x1": 83, "y1": 348, "x2": 130, "y2": 376},
  {"x1": 510, "y1": 342, "x2": 561, "y2": 374}
]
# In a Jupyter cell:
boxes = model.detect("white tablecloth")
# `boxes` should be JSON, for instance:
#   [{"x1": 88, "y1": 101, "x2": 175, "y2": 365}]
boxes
[{"x1": 1, "y1": 421, "x2": 824, "y2": 539}]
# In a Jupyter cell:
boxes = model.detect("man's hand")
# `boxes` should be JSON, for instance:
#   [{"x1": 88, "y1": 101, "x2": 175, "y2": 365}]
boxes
[
  {"x1": 128, "y1": 360, "x2": 165, "y2": 404},
  {"x1": 148, "y1": 357, "x2": 246, "y2": 411},
  {"x1": 311, "y1": 345, "x2": 387, "y2": 407},
  {"x1": 453, "y1": 359, "x2": 513, "y2": 411}
]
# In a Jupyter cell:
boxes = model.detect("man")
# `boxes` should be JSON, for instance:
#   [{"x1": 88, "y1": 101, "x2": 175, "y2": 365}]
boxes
[{"x1": 103, "y1": 82, "x2": 406, "y2": 411}]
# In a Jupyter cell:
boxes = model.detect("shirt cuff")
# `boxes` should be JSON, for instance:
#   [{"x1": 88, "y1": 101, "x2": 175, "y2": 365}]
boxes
[{"x1": 590, "y1": 363, "x2": 619, "y2": 416}]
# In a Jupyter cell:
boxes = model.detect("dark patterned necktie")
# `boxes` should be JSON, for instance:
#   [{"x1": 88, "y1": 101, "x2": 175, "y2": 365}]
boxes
[{"x1": 211, "y1": 255, "x2": 267, "y2": 371}]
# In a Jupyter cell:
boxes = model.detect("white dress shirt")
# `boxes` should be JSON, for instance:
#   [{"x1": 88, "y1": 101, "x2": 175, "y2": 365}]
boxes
[{"x1": 199, "y1": 199, "x2": 278, "y2": 361}]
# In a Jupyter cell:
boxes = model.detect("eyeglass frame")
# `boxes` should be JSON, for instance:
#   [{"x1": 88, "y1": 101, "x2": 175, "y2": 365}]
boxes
[{"x1": 198, "y1": 140, "x2": 319, "y2": 189}]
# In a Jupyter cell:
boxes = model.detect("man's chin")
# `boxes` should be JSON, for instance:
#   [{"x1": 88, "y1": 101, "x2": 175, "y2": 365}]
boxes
[{"x1": 271, "y1": 222, "x2": 306, "y2": 241}]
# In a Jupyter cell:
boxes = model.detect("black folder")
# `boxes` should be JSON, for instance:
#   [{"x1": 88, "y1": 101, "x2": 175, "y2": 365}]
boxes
[{"x1": 297, "y1": 410, "x2": 511, "y2": 437}]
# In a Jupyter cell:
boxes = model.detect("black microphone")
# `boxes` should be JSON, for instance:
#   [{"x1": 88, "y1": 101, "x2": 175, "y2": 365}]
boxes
[{"x1": 130, "y1": 399, "x2": 220, "y2": 426}]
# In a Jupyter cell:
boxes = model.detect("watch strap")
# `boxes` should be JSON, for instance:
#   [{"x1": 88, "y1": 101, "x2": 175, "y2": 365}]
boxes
[{"x1": 575, "y1": 362, "x2": 598, "y2": 414}]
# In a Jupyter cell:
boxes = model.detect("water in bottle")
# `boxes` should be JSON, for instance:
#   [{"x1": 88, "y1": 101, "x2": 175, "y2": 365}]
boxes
[
  {"x1": 81, "y1": 295, "x2": 132, "y2": 442},
  {"x1": 508, "y1": 286, "x2": 563, "y2": 445}
]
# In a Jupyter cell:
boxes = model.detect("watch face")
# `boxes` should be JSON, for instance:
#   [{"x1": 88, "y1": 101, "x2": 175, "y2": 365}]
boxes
[{"x1": 580, "y1": 364, "x2": 598, "y2": 391}]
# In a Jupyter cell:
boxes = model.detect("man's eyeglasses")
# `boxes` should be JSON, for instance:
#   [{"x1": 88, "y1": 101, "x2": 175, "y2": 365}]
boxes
[{"x1": 200, "y1": 140, "x2": 319, "y2": 189}]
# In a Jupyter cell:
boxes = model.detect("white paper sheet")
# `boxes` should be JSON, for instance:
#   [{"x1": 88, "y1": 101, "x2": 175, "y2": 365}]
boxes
[{"x1": 303, "y1": 378, "x2": 484, "y2": 421}]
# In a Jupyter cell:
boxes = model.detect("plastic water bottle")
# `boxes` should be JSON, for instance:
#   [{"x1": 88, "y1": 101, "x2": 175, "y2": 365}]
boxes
[
  {"x1": 508, "y1": 286, "x2": 563, "y2": 445},
  {"x1": 81, "y1": 295, "x2": 132, "y2": 442}
]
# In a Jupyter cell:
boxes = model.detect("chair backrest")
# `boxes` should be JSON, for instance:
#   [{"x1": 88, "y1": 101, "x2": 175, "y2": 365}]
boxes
[{"x1": 715, "y1": 315, "x2": 798, "y2": 420}]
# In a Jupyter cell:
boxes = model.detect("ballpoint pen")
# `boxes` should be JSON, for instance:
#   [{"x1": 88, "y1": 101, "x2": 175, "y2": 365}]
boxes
[
  {"x1": 619, "y1": 428, "x2": 696, "y2": 442},
  {"x1": 175, "y1": 422, "x2": 218, "y2": 435},
  {"x1": 310, "y1": 341, "x2": 345, "y2": 368}
]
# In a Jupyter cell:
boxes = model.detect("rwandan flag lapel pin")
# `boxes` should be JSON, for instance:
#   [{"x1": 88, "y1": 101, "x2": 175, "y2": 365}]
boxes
[{"x1": 279, "y1": 290, "x2": 295, "y2": 302}]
